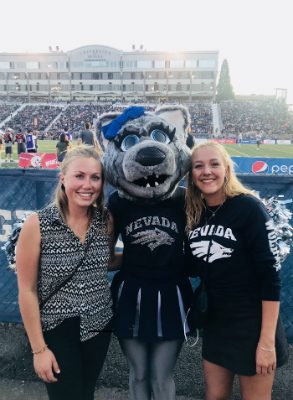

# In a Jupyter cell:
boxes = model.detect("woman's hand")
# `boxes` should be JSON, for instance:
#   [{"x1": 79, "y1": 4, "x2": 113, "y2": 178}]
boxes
[
  {"x1": 34, "y1": 349, "x2": 61, "y2": 383},
  {"x1": 256, "y1": 344, "x2": 276, "y2": 375}
]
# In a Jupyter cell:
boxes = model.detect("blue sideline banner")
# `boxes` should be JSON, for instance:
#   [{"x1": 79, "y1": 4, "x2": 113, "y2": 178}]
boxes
[{"x1": 232, "y1": 157, "x2": 293, "y2": 175}]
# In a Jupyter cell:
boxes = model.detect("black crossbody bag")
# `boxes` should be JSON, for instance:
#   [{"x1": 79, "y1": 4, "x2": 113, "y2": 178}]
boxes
[{"x1": 39, "y1": 238, "x2": 93, "y2": 310}]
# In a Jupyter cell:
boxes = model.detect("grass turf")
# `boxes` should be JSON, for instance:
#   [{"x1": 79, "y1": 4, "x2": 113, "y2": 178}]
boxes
[{"x1": 1, "y1": 141, "x2": 293, "y2": 167}]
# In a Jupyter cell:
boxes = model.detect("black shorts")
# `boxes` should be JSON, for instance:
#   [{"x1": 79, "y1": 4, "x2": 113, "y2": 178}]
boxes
[
  {"x1": 202, "y1": 297, "x2": 288, "y2": 376},
  {"x1": 27, "y1": 149, "x2": 37, "y2": 153},
  {"x1": 5, "y1": 146, "x2": 12, "y2": 154},
  {"x1": 58, "y1": 153, "x2": 66, "y2": 162}
]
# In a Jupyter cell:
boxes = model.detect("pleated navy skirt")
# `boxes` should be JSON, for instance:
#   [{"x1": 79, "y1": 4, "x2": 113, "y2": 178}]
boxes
[{"x1": 111, "y1": 268, "x2": 193, "y2": 343}]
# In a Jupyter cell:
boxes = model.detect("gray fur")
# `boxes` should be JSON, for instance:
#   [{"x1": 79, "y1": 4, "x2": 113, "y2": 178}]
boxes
[
  {"x1": 96, "y1": 112, "x2": 121, "y2": 151},
  {"x1": 155, "y1": 105, "x2": 191, "y2": 138},
  {"x1": 96, "y1": 106, "x2": 191, "y2": 203}
]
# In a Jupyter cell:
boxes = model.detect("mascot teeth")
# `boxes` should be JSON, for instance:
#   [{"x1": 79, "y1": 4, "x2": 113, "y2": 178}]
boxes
[{"x1": 133, "y1": 174, "x2": 168, "y2": 188}]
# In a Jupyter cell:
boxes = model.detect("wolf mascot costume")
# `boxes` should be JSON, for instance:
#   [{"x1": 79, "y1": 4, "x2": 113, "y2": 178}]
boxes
[{"x1": 96, "y1": 105, "x2": 193, "y2": 400}]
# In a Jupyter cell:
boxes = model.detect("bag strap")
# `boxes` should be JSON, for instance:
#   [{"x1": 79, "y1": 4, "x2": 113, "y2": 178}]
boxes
[{"x1": 39, "y1": 237, "x2": 93, "y2": 310}]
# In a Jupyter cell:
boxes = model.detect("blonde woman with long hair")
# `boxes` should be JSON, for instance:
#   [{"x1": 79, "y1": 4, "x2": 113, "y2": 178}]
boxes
[
  {"x1": 16, "y1": 146, "x2": 121, "y2": 400},
  {"x1": 185, "y1": 141, "x2": 288, "y2": 400}
]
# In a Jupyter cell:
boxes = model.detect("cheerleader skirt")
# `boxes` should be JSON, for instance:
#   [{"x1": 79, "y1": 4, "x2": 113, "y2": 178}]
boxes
[{"x1": 111, "y1": 268, "x2": 193, "y2": 343}]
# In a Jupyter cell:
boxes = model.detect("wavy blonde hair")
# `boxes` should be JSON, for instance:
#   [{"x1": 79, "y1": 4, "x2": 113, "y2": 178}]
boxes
[
  {"x1": 186, "y1": 141, "x2": 255, "y2": 231},
  {"x1": 54, "y1": 145, "x2": 107, "y2": 229}
]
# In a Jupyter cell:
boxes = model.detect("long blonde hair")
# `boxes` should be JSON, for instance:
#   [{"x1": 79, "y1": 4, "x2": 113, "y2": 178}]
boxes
[
  {"x1": 186, "y1": 141, "x2": 255, "y2": 231},
  {"x1": 54, "y1": 145, "x2": 107, "y2": 228}
]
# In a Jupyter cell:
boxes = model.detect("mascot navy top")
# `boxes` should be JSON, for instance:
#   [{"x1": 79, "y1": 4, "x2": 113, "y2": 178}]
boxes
[{"x1": 97, "y1": 105, "x2": 193, "y2": 342}]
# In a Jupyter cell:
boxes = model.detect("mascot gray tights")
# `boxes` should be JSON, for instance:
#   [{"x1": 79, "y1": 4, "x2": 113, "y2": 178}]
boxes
[{"x1": 97, "y1": 105, "x2": 193, "y2": 400}]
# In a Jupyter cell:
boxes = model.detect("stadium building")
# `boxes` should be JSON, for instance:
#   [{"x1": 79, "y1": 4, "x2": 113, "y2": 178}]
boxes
[{"x1": 0, "y1": 45, "x2": 218, "y2": 101}]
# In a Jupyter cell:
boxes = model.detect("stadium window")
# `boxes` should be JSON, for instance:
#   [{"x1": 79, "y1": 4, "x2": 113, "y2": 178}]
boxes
[
  {"x1": 16, "y1": 62, "x2": 26, "y2": 68},
  {"x1": 186, "y1": 60, "x2": 197, "y2": 68},
  {"x1": 10, "y1": 62, "x2": 15, "y2": 69},
  {"x1": 137, "y1": 61, "x2": 151, "y2": 68},
  {"x1": 0, "y1": 62, "x2": 10, "y2": 69},
  {"x1": 192, "y1": 71, "x2": 202, "y2": 79},
  {"x1": 90, "y1": 85, "x2": 93, "y2": 91},
  {"x1": 203, "y1": 71, "x2": 213, "y2": 79},
  {"x1": 154, "y1": 60, "x2": 165, "y2": 68},
  {"x1": 26, "y1": 62, "x2": 38, "y2": 69},
  {"x1": 170, "y1": 60, "x2": 184, "y2": 68},
  {"x1": 108, "y1": 73, "x2": 113, "y2": 79},
  {"x1": 198, "y1": 60, "x2": 215, "y2": 68},
  {"x1": 82, "y1": 72, "x2": 91, "y2": 79}
]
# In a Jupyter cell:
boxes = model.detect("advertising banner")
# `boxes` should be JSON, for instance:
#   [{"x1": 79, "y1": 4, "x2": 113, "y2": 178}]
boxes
[
  {"x1": 263, "y1": 139, "x2": 276, "y2": 144},
  {"x1": 232, "y1": 157, "x2": 293, "y2": 175},
  {"x1": 19, "y1": 153, "x2": 58, "y2": 169},
  {"x1": 211, "y1": 139, "x2": 236, "y2": 144},
  {"x1": 277, "y1": 140, "x2": 291, "y2": 145}
]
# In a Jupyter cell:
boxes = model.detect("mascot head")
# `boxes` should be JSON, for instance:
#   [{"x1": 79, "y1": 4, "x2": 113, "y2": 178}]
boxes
[{"x1": 96, "y1": 105, "x2": 191, "y2": 203}]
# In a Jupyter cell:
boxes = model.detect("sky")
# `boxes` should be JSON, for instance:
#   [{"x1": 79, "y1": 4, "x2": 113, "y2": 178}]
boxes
[{"x1": 1, "y1": 0, "x2": 293, "y2": 103}]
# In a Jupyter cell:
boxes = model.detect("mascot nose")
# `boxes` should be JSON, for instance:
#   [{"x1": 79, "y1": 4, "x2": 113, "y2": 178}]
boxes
[{"x1": 136, "y1": 147, "x2": 166, "y2": 166}]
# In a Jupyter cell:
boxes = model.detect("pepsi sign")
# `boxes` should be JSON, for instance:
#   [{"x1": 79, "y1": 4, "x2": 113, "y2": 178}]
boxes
[
  {"x1": 232, "y1": 157, "x2": 293, "y2": 175},
  {"x1": 252, "y1": 161, "x2": 269, "y2": 173}
]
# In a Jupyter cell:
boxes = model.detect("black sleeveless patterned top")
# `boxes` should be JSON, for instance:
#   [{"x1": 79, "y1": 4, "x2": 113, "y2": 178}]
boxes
[{"x1": 37, "y1": 205, "x2": 113, "y2": 341}]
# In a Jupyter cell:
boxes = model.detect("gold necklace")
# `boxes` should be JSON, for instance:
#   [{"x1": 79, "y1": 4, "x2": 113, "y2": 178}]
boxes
[{"x1": 205, "y1": 201, "x2": 226, "y2": 225}]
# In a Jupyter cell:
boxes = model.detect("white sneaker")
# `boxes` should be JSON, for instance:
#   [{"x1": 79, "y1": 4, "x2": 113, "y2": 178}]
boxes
[
  {"x1": 5, "y1": 158, "x2": 8, "y2": 162},
  {"x1": 10, "y1": 159, "x2": 14, "y2": 162}
]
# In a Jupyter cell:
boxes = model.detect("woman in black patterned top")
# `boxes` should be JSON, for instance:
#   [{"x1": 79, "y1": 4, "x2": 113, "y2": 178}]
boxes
[{"x1": 16, "y1": 146, "x2": 121, "y2": 400}]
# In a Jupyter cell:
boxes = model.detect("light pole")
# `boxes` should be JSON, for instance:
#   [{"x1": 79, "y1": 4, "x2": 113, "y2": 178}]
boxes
[
  {"x1": 26, "y1": 73, "x2": 30, "y2": 103},
  {"x1": 68, "y1": 72, "x2": 72, "y2": 101}
]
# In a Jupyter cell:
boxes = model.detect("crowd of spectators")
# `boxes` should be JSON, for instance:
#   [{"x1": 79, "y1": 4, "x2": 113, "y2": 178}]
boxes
[
  {"x1": 2, "y1": 105, "x2": 62, "y2": 133},
  {"x1": 0, "y1": 104, "x2": 21, "y2": 123},
  {"x1": 50, "y1": 104, "x2": 112, "y2": 139},
  {"x1": 49, "y1": 102, "x2": 160, "y2": 139},
  {"x1": 220, "y1": 100, "x2": 293, "y2": 139},
  {"x1": 188, "y1": 101, "x2": 213, "y2": 137},
  {"x1": 1, "y1": 100, "x2": 293, "y2": 141}
]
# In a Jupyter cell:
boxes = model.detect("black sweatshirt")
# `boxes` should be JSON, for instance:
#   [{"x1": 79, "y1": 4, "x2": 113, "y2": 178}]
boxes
[{"x1": 186, "y1": 194, "x2": 281, "y2": 301}]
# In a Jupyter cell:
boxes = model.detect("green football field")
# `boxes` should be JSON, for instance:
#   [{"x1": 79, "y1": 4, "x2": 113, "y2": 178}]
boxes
[{"x1": 1, "y1": 141, "x2": 293, "y2": 166}]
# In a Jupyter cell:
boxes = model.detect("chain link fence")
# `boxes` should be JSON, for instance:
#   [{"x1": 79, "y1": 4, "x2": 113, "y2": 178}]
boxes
[{"x1": 0, "y1": 169, "x2": 293, "y2": 342}]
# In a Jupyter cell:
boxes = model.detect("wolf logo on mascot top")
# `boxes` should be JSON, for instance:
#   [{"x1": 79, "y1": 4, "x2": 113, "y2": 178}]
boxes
[{"x1": 96, "y1": 105, "x2": 191, "y2": 202}]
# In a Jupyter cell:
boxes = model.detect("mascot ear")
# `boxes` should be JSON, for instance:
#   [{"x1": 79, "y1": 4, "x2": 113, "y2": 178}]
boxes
[
  {"x1": 155, "y1": 105, "x2": 190, "y2": 142},
  {"x1": 95, "y1": 112, "x2": 121, "y2": 152}
]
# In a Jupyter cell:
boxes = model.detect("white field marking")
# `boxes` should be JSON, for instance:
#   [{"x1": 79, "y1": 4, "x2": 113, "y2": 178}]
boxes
[
  {"x1": 263, "y1": 146, "x2": 293, "y2": 157},
  {"x1": 223, "y1": 145, "x2": 250, "y2": 157}
]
